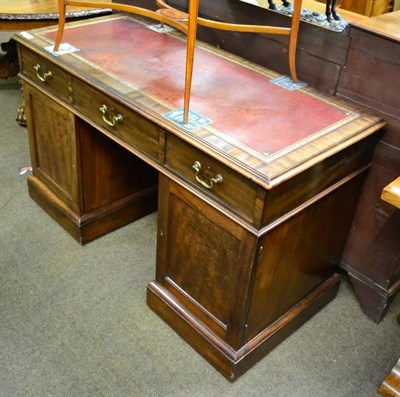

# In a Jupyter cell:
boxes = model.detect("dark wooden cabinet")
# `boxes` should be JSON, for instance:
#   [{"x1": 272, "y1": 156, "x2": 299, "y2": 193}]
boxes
[{"x1": 338, "y1": 28, "x2": 400, "y2": 322}]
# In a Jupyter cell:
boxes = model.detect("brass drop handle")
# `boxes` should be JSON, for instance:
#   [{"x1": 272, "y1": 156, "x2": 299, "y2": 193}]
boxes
[
  {"x1": 34, "y1": 64, "x2": 52, "y2": 82},
  {"x1": 99, "y1": 104, "x2": 123, "y2": 127},
  {"x1": 192, "y1": 161, "x2": 223, "y2": 190}
]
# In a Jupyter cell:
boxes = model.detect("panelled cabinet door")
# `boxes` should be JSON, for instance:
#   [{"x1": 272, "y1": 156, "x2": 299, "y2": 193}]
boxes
[
  {"x1": 155, "y1": 175, "x2": 257, "y2": 347},
  {"x1": 23, "y1": 82, "x2": 81, "y2": 213}
]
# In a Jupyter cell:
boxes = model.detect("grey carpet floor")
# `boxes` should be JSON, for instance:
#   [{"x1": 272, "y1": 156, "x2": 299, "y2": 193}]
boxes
[{"x1": 1, "y1": 84, "x2": 399, "y2": 397}]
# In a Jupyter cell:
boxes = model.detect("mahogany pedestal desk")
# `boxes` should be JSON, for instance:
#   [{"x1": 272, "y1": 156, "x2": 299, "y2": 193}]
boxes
[{"x1": 13, "y1": 15, "x2": 385, "y2": 381}]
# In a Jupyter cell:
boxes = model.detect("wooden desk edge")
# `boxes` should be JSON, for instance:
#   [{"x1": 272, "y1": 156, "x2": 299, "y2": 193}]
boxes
[{"x1": 381, "y1": 177, "x2": 400, "y2": 209}]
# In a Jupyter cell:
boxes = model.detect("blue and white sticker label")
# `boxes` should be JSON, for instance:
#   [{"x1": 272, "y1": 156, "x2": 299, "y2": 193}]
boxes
[
  {"x1": 271, "y1": 76, "x2": 307, "y2": 91},
  {"x1": 163, "y1": 108, "x2": 213, "y2": 132},
  {"x1": 145, "y1": 24, "x2": 176, "y2": 34}
]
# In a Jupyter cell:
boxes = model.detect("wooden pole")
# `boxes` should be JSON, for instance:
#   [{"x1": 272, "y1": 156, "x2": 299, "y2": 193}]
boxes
[
  {"x1": 288, "y1": 0, "x2": 302, "y2": 82},
  {"x1": 54, "y1": 0, "x2": 66, "y2": 51},
  {"x1": 183, "y1": 0, "x2": 200, "y2": 125}
]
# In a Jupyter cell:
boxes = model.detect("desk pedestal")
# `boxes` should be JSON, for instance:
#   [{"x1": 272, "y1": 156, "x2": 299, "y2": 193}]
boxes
[
  {"x1": 147, "y1": 173, "x2": 365, "y2": 381},
  {"x1": 24, "y1": 83, "x2": 158, "y2": 244}
]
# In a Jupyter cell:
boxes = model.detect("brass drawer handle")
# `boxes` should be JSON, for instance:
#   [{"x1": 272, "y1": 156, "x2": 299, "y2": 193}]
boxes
[
  {"x1": 33, "y1": 64, "x2": 52, "y2": 82},
  {"x1": 192, "y1": 161, "x2": 223, "y2": 189},
  {"x1": 99, "y1": 104, "x2": 123, "y2": 127}
]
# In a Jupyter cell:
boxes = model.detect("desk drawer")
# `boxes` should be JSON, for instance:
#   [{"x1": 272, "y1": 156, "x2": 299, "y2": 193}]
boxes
[
  {"x1": 165, "y1": 135, "x2": 259, "y2": 222},
  {"x1": 20, "y1": 48, "x2": 70, "y2": 102},
  {"x1": 72, "y1": 78, "x2": 159, "y2": 159}
]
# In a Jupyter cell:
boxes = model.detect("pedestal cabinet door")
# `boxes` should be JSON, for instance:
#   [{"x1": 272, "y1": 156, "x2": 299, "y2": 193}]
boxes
[
  {"x1": 155, "y1": 175, "x2": 257, "y2": 344},
  {"x1": 24, "y1": 83, "x2": 80, "y2": 213}
]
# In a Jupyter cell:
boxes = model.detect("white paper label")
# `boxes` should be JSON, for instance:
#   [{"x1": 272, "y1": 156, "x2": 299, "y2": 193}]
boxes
[
  {"x1": 20, "y1": 31, "x2": 34, "y2": 40},
  {"x1": 44, "y1": 43, "x2": 80, "y2": 56}
]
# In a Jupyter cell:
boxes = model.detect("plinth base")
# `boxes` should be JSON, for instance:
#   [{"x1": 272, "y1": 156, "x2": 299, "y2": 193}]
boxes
[
  {"x1": 147, "y1": 274, "x2": 341, "y2": 382},
  {"x1": 28, "y1": 175, "x2": 157, "y2": 245}
]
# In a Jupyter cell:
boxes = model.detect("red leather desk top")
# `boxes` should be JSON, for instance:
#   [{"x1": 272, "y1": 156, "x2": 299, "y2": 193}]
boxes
[
  {"x1": 17, "y1": 15, "x2": 383, "y2": 184},
  {"x1": 46, "y1": 17, "x2": 347, "y2": 155}
]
